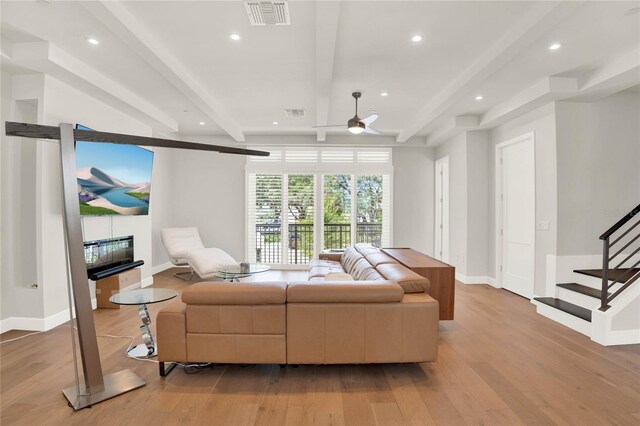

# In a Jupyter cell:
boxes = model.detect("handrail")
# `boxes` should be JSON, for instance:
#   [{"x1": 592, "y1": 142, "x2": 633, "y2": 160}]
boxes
[
  {"x1": 600, "y1": 202, "x2": 640, "y2": 311},
  {"x1": 600, "y1": 203, "x2": 640, "y2": 240}
]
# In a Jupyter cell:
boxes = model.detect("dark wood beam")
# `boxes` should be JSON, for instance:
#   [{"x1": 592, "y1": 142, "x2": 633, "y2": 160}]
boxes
[{"x1": 4, "y1": 121, "x2": 269, "y2": 157}]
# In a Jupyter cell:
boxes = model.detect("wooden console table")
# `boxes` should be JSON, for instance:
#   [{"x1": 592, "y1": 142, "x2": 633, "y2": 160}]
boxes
[{"x1": 382, "y1": 248, "x2": 455, "y2": 320}]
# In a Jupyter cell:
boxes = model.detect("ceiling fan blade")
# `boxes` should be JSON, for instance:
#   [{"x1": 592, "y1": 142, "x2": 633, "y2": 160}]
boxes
[
  {"x1": 312, "y1": 125, "x2": 347, "y2": 128},
  {"x1": 363, "y1": 126, "x2": 383, "y2": 135},
  {"x1": 361, "y1": 114, "x2": 379, "y2": 125}
]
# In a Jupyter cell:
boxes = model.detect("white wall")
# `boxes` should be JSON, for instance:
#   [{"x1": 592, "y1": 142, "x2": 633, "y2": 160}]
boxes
[
  {"x1": 42, "y1": 76, "x2": 154, "y2": 317},
  {"x1": 161, "y1": 147, "x2": 247, "y2": 263},
  {"x1": 1, "y1": 71, "x2": 161, "y2": 330},
  {"x1": 466, "y1": 131, "x2": 491, "y2": 277},
  {"x1": 1, "y1": 72, "x2": 46, "y2": 324},
  {"x1": 489, "y1": 103, "x2": 558, "y2": 296},
  {"x1": 392, "y1": 147, "x2": 435, "y2": 255},
  {"x1": 435, "y1": 133, "x2": 469, "y2": 275},
  {"x1": 150, "y1": 146, "x2": 174, "y2": 270},
  {"x1": 555, "y1": 92, "x2": 640, "y2": 255}
]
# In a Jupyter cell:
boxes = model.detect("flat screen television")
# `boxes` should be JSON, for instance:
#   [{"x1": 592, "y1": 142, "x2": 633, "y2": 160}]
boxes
[{"x1": 75, "y1": 124, "x2": 153, "y2": 216}]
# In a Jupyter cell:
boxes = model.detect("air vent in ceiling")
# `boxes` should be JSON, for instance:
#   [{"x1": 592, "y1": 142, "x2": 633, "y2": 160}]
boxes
[
  {"x1": 284, "y1": 109, "x2": 306, "y2": 117},
  {"x1": 245, "y1": 1, "x2": 290, "y2": 26}
]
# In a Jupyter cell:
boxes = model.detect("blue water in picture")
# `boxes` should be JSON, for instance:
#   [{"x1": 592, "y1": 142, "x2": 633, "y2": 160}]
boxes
[{"x1": 92, "y1": 187, "x2": 148, "y2": 208}]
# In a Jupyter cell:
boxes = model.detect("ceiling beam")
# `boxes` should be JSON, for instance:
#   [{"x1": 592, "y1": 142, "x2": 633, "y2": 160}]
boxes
[
  {"x1": 396, "y1": 1, "x2": 585, "y2": 143},
  {"x1": 315, "y1": 1, "x2": 342, "y2": 142},
  {"x1": 570, "y1": 49, "x2": 640, "y2": 102},
  {"x1": 426, "y1": 115, "x2": 479, "y2": 147},
  {"x1": 9, "y1": 41, "x2": 179, "y2": 132},
  {"x1": 81, "y1": 1, "x2": 245, "y2": 142},
  {"x1": 480, "y1": 76, "x2": 578, "y2": 128}
]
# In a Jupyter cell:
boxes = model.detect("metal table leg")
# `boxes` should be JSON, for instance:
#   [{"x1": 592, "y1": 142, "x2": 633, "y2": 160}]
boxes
[{"x1": 127, "y1": 304, "x2": 157, "y2": 358}]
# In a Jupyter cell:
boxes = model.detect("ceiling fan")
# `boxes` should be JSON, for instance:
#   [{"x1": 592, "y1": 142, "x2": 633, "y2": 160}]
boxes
[{"x1": 313, "y1": 92, "x2": 382, "y2": 135}]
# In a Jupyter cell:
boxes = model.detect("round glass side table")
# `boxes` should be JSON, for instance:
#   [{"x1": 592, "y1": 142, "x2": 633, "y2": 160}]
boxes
[
  {"x1": 214, "y1": 264, "x2": 271, "y2": 282},
  {"x1": 109, "y1": 288, "x2": 178, "y2": 358}
]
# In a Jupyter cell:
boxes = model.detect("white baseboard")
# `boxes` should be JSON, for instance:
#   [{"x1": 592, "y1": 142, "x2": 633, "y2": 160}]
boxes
[
  {"x1": 0, "y1": 298, "x2": 97, "y2": 333},
  {"x1": 141, "y1": 276, "x2": 154, "y2": 288},
  {"x1": 456, "y1": 273, "x2": 497, "y2": 287},
  {"x1": 593, "y1": 328, "x2": 640, "y2": 346},
  {"x1": 151, "y1": 262, "x2": 173, "y2": 275}
]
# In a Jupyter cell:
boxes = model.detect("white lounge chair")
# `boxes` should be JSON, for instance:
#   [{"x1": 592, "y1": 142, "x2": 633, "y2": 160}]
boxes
[{"x1": 161, "y1": 227, "x2": 237, "y2": 281}]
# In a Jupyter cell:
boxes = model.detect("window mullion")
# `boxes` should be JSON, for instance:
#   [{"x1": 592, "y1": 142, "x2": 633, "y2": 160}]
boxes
[
  {"x1": 316, "y1": 173, "x2": 323, "y2": 258},
  {"x1": 351, "y1": 174, "x2": 357, "y2": 246},
  {"x1": 281, "y1": 173, "x2": 289, "y2": 265}
]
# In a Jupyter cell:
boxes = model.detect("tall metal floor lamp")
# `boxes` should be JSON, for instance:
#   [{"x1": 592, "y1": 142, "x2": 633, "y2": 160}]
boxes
[{"x1": 4, "y1": 122, "x2": 268, "y2": 410}]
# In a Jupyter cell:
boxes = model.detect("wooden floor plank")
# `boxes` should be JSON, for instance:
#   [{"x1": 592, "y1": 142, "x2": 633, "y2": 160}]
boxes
[{"x1": 1, "y1": 271, "x2": 639, "y2": 426}]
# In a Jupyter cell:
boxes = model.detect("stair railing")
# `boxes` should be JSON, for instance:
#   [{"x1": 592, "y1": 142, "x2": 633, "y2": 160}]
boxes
[{"x1": 599, "y1": 203, "x2": 640, "y2": 311}]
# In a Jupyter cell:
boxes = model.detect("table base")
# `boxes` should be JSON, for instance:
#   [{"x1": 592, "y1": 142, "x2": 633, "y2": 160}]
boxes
[{"x1": 127, "y1": 344, "x2": 157, "y2": 358}]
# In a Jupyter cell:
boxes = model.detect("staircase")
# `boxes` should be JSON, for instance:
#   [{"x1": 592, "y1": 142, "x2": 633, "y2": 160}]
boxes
[{"x1": 533, "y1": 203, "x2": 640, "y2": 345}]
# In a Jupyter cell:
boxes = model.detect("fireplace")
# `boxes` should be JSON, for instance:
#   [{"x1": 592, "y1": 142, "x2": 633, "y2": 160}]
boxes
[{"x1": 83, "y1": 235, "x2": 136, "y2": 280}]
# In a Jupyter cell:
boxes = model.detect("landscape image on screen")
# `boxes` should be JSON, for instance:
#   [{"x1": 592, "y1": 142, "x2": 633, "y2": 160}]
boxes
[{"x1": 76, "y1": 125, "x2": 153, "y2": 216}]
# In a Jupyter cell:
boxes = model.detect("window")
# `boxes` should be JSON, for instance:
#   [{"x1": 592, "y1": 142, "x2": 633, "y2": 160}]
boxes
[{"x1": 247, "y1": 148, "x2": 393, "y2": 266}]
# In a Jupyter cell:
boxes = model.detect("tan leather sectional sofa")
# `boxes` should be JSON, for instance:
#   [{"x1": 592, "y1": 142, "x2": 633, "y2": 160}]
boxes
[
  {"x1": 310, "y1": 244, "x2": 431, "y2": 293},
  {"x1": 157, "y1": 244, "x2": 439, "y2": 373}
]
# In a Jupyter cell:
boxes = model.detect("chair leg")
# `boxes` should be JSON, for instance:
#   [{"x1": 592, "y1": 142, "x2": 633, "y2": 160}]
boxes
[{"x1": 173, "y1": 268, "x2": 195, "y2": 282}]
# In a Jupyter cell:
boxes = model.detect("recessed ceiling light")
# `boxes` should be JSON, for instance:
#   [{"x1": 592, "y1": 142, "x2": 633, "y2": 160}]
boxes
[
  {"x1": 272, "y1": 121, "x2": 279, "y2": 125},
  {"x1": 548, "y1": 42, "x2": 562, "y2": 51},
  {"x1": 411, "y1": 35, "x2": 422, "y2": 43},
  {"x1": 230, "y1": 33, "x2": 241, "y2": 41},
  {"x1": 475, "y1": 95, "x2": 484, "y2": 101},
  {"x1": 380, "y1": 92, "x2": 388, "y2": 97},
  {"x1": 86, "y1": 38, "x2": 100, "y2": 45},
  {"x1": 199, "y1": 121, "x2": 205, "y2": 126}
]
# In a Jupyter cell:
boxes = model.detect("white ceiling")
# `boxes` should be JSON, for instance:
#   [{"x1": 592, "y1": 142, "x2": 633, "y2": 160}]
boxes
[{"x1": 1, "y1": 0, "x2": 639, "y2": 145}]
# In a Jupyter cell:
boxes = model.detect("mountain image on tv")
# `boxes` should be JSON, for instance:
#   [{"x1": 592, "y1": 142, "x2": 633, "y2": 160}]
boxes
[{"x1": 75, "y1": 125, "x2": 153, "y2": 216}]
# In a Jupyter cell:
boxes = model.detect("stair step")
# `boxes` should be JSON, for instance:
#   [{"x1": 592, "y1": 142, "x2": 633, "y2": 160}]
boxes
[
  {"x1": 556, "y1": 283, "x2": 609, "y2": 300},
  {"x1": 574, "y1": 268, "x2": 640, "y2": 282},
  {"x1": 533, "y1": 297, "x2": 592, "y2": 322}
]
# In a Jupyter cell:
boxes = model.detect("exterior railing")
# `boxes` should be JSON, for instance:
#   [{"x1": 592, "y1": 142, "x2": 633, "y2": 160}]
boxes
[
  {"x1": 599, "y1": 203, "x2": 640, "y2": 311},
  {"x1": 255, "y1": 223, "x2": 382, "y2": 264}
]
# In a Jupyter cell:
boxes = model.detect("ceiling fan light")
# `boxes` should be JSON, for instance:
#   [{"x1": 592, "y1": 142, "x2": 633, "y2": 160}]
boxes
[{"x1": 348, "y1": 122, "x2": 365, "y2": 134}]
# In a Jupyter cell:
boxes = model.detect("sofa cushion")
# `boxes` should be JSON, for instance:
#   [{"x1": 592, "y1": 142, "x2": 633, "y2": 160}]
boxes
[
  {"x1": 340, "y1": 247, "x2": 364, "y2": 272},
  {"x1": 376, "y1": 263, "x2": 430, "y2": 293},
  {"x1": 349, "y1": 258, "x2": 373, "y2": 278},
  {"x1": 358, "y1": 268, "x2": 385, "y2": 281},
  {"x1": 182, "y1": 282, "x2": 287, "y2": 305},
  {"x1": 354, "y1": 243, "x2": 380, "y2": 256},
  {"x1": 324, "y1": 272, "x2": 354, "y2": 281},
  {"x1": 365, "y1": 253, "x2": 398, "y2": 268},
  {"x1": 287, "y1": 281, "x2": 403, "y2": 303},
  {"x1": 309, "y1": 265, "x2": 345, "y2": 278},
  {"x1": 309, "y1": 259, "x2": 342, "y2": 268}
]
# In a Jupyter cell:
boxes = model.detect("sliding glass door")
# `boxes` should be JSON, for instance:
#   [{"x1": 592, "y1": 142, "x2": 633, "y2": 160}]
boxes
[
  {"x1": 247, "y1": 148, "x2": 392, "y2": 266},
  {"x1": 323, "y1": 175, "x2": 352, "y2": 251}
]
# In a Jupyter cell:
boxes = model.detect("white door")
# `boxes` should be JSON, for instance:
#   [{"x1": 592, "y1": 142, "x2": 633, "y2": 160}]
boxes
[
  {"x1": 498, "y1": 136, "x2": 535, "y2": 298},
  {"x1": 434, "y1": 157, "x2": 450, "y2": 263}
]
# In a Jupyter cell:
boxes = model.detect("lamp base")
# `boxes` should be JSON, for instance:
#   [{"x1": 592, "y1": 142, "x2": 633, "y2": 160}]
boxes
[{"x1": 62, "y1": 369, "x2": 145, "y2": 410}]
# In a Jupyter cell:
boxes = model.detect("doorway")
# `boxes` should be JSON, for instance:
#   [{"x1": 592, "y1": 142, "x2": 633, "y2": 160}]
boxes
[
  {"x1": 434, "y1": 156, "x2": 449, "y2": 263},
  {"x1": 496, "y1": 133, "x2": 535, "y2": 298}
]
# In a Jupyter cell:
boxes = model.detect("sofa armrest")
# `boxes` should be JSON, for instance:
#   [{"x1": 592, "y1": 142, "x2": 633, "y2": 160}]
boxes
[
  {"x1": 157, "y1": 299, "x2": 187, "y2": 362},
  {"x1": 318, "y1": 252, "x2": 343, "y2": 262}
]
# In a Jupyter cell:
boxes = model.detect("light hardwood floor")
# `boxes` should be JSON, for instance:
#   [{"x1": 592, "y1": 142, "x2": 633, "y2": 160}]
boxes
[{"x1": 1, "y1": 269, "x2": 639, "y2": 426}]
